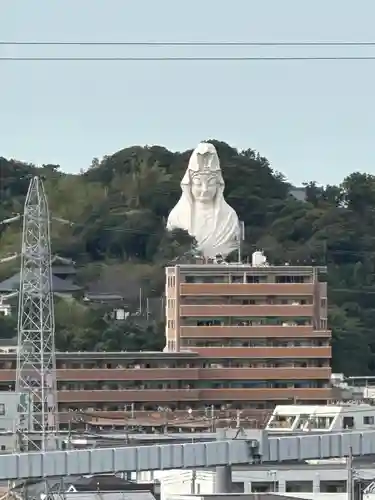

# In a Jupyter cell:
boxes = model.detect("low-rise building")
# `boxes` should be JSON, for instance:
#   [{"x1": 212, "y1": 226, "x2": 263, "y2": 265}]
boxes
[
  {"x1": 0, "y1": 348, "x2": 331, "y2": 429},
  {"x1": 0, "y1": 391, "x2": 19, "y2": 451}
]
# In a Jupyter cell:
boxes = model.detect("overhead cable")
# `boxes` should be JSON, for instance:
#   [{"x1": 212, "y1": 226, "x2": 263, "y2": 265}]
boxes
[
  {"x1": 3, "y1": 56, "x2": 375, "y2": 61},
  {"x1": 2, "y1": 41, "x2": 375, "y2": 47}
]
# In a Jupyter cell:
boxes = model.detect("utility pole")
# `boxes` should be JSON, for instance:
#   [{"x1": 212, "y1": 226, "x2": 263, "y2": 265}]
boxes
[
  {"x1": 15, "y1": 177, "x2": 58, "y2": 452},
  {"x1": 238, "y1": 221, "x2": 245, "y2": 264},
  {"x1": 205, "y1": 405, "x2": 215, "y2": 431},
  {"x1": 347, "y1": 446, "x2": 354, "y2": 500},
  {"x1": 191, "y1": 470, "x2": 197, "y2": 494}
]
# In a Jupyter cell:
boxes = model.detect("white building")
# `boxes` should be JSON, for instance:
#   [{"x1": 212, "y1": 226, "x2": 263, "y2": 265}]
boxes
[{"x1": 134, "y1": 463, "x2": 375, "y2": 500}]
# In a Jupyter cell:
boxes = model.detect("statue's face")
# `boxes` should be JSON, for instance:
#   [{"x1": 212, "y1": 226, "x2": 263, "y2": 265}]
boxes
[{"x1": 191, "y1": 173, "x2": 217, "y2": 203}]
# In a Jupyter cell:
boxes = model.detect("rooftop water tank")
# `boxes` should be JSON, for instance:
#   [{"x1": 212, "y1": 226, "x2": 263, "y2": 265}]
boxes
[{"x1": 252, "y1": 251, "x2": 267, "y2": 267}]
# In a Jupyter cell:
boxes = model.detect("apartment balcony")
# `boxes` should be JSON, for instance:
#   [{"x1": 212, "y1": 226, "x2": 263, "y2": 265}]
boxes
[
  {"x1": 199, "y1": 388, "x2": 332, "y2": 402},
  {"x1": 58, "y1": 387, "x2": 331, "y2": 404},
  {"x1": 58, "y1": 389, "x2": 201, "y2": 403},
  {"x1": 190, "y1": 346, "x2": 331, "y2": 358},
  {"x1": 180, "y1": 283, "x2": 315, "y2": 296},
  {"x1": 180, "y1": 304, "x2": 314, "y2": 317},
  {"x1": 180, "y1": 325, "x2": 331, "y2": 338},
  {"x1": 57, "y1": 368, "x2": 200, "y2": 381},
  {"x1": 199, "y1": 367, "x2": 331, "y2": 380},
  {"x1": 0, "y1": 368, "x2": 201, "y2": 383}
]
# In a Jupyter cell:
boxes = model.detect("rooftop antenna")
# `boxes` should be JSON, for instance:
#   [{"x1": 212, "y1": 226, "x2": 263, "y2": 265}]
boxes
[
  {"x1": 15, "y1": 176, "x2": 58, "y2": 451},
  {"x1": 238, "y1": 221, "x2": 245, "y2": 263}
]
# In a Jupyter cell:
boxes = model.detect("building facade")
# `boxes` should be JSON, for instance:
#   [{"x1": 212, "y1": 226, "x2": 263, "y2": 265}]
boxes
[
  {"x1": 166, "y1": 263, "x2": 331, "y2": 405},
  {"x1": 0, "y1": 351, "x2": 269, "y2": 427},
  {"x1": 0, "y1": 349, "x2": 330, "y2": 429},
  {"x1": 154, "y1": 465, "x2": 357, "y2": 500},
  {"x1": 0, "y1": 391, "x2": 19, "y2": 451}
]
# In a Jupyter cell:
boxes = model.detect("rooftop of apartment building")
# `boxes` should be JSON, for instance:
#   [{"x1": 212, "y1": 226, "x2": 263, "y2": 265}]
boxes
[{"x1": 167, "y1": 263, "x2": 327, "y2": 273}]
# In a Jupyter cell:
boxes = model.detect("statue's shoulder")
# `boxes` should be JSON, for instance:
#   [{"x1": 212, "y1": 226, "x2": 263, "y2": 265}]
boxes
[
  {"x1": 225, "y1": 201, "x2": 240, "y2": 219},
  {"x1": 166, "y1": 200, "x2": 189, "y2": 231}
]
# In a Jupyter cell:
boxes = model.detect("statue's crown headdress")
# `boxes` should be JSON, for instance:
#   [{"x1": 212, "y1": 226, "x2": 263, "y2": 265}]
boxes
[{"x1": 189, "y1": 142, "x2": 221, "y2": 175}]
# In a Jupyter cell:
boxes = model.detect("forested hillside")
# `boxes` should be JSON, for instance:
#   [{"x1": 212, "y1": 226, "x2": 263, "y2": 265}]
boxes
[{"x1": 0, "y1": 140, "x2": 374, "y2": 375}]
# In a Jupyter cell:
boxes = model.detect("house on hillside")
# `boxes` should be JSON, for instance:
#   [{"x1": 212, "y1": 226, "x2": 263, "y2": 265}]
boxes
[
  {"x1": 85, "y1": 267, "x2": 164, "y2": 323},
  {"x1": 0, "y1": 299, "x2": 11, "y2": 316},
  {"x1": 51, "y1": 261, "x2": 78, "y2": 283},
  {"x1": 0, "y1": 259, "x2": 82, "y2": 315},
  {"x1": 0, "y1": 338, "x2": 17, "y2": 353},
  {"x1": 289, "y1": 186, "x2": 307, "y2": 202},
  {"x1": 0, "y1": 272, "x2": 81, "y2": 295}
]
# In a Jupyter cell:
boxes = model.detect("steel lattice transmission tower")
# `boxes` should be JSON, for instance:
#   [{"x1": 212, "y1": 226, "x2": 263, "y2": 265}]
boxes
[{"x1": 15, "y1": 176, "x2": 58, "y2": 451}]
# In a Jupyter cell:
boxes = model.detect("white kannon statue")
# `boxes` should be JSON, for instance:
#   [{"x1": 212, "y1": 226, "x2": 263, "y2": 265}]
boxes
[{"x1": 166, "y1": 142, "x2": 241, "y2": 258}]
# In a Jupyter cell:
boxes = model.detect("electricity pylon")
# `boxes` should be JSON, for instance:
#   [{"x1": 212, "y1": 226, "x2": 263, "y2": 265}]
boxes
[{"x1": 15, "y1": 176, "x2": 58, "y2": 451}]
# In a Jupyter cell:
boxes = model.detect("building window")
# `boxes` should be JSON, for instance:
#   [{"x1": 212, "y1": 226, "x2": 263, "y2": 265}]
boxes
[
  {"x1": 231, "y1": 275, "x2": 244, "y2": 283},
  {"x1": 343, "y1": 416, "x2": 354, "y2": 429},
  {"x1": 246, "y1": 275, "x2": 266, "y2": 283},
  {"x1": 320, "y1": 481, "x2": 347, "y2": 493},
  {"x1": 276, "y1": 275, "x2": 305, "y2": 283},
  {"x1": 286, "y1": 481, "x2": 313, "y2": 493},
  {"x1": 242, "y1": 299, "x2": 256, "y2": 305},
  {"x1": 0, "y1": 404, "x2": 5, "y2": 416},
  {"x1": 364, "y1": 416, "x2": 374, "y2": 425},
  {"x1": 167, "y1": 340, "x2": 176, "y2": 351},
  {"x1": 251, "y1": 482, "x2": 278, "y2": 493}
]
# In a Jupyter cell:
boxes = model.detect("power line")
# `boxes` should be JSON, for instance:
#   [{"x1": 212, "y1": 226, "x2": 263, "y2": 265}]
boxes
[
  {"x1": 3, "y1": 56, "x2": 375, "y2": 62},
  {"x1": 2, "y1": 41, "x2": 375, "y2": 46}
]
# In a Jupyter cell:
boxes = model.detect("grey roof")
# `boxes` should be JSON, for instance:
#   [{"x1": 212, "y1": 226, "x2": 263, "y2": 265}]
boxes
[
  {"x1": 69, "y1": 476, "x2": 140, "y2": 491},
  {"x1": 13, "y1": 478, "x2": 65, "y2": 496},
  {"x1": 85, "y1": 293, "x2": 125, "y2": 302},
  {"x1": 0, "y1": 273, "x2": 81, "y2": 293},
  {"x1": 14, "y1": 476, "x2": 157, "y2": 500},
  {"x1": 52, "y1": 265, "x2": 77, "y2": 275},
  {"x1": 54, "y1": 493, "x2": 156, "y2": 500},
  {"x1": 0, "y1": 338, "x2": 16, "y2": 347}
]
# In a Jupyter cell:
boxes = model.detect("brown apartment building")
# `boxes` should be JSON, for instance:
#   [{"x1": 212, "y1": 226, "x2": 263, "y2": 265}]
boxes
[{"x1": 165, "y1": 263, "x2": 332, "y2": 406}]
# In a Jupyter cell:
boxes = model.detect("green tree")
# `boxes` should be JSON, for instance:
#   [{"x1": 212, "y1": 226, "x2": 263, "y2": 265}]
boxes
[{"x1": 3, "y1": 141, "x2": 375, "y2": 374}]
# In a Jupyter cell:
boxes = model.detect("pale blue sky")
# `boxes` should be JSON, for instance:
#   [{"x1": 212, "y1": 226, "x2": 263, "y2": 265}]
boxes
[{"x1": 1, "y1": 0, "x2": 375, "y2": 185}]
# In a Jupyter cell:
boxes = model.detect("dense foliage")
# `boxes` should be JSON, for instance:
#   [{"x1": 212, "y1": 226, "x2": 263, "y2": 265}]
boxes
[{"x1": 1, "y1": 141, "x2": 375, "y2": 375}]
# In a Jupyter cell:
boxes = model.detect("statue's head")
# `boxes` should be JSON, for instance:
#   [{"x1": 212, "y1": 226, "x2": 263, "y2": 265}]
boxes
[
  {"x1": 182, "y1": 142, "x2": 224, "y2": 204},
  {"x1": 167, "y1": 141, "x2": 240, "y2": 257}
]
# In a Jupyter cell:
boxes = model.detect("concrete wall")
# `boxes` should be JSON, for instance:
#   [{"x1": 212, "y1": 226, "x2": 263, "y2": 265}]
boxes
[
  {"x1": 161, "y1": 471, "x2": 215, "y2": 498},
  {"x1": 0, "y1": 392, "x2": 18, "y2": 452}
]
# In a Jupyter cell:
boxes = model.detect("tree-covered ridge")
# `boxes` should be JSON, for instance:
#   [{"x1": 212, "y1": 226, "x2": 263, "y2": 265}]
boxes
[{"x1": 1, "y1": 140, "x2": 375, "y2": 375}]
